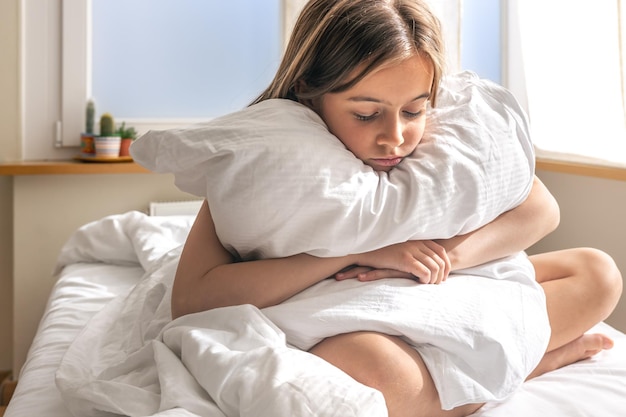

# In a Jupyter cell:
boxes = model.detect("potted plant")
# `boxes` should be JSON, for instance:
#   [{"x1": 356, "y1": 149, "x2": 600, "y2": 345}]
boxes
[
  {"x1": 116, "y1": 122, "x2": 137, "y2": 157},
  {"x1": 94, "y1": 113, "x2": 122, "y2": 158},
  {"x1": 80, "y1": 99, "x2": 96, "y2": 157}
]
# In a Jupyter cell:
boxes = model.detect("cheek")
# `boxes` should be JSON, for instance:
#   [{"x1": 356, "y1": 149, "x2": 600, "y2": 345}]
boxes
[
  {"x1": 325, "y1": 116, "x2": 365, "y2": 152},
  {"x1": 334, "y1": 126, "x2": 365, "y2": 155},
  {"x1": 405, "y1": 120, "x2": 426, "y2": 145},
  {"x1": 321, "y1": 108, "x2": 348, "y2": 140}
]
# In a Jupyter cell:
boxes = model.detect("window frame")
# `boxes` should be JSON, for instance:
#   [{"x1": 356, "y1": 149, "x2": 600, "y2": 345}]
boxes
[{"x1": 61, "y1": 0, "x2": 90, "y2": 148}]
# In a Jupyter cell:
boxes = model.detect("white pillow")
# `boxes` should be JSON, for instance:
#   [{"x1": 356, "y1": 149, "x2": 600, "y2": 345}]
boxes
[{"x1": 131, "y1": 71, "x2": 534, "y2": 259}]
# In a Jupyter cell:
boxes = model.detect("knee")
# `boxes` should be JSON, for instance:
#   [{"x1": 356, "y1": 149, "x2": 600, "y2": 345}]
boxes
[
  {"x1": 350, "y1": 341, "x2": 421, "y2": 397},
  {"x1": 311, "y1": 332, "x2": 421, "y2": 392},
  {"x1": 310, "y1": 332, "x2": 438, "y2": 417},
  {"x1": 576, "y1": 248, "x2": 622, "y2": 315}
]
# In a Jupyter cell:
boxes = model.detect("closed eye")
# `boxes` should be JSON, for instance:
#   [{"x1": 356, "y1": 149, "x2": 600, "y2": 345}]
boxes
[
  {"x1": 403, "y1": 110, "x2": 424, "y2": 119},
  {"x1": 355, "y1": 112, "x2": 379, "y2": 122}
]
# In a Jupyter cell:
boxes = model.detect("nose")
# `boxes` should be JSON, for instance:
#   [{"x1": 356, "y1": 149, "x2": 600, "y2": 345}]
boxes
[{"x1": 376, "y1": 115, "x2": 404, "y2": 148}]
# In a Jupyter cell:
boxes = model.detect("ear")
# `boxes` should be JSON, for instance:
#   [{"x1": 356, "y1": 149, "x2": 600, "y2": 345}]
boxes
[
  {"x1": 294, "y1": 80, "x2": 318, "y2": 111},
  {"x1": 293, "y1": 79, "x2": 307, "y2": 96}
]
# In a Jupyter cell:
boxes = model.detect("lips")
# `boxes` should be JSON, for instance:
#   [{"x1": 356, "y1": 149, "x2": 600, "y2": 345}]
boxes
[{"x1": 371, "y1": 157, "x2": 404, "y2": 167}]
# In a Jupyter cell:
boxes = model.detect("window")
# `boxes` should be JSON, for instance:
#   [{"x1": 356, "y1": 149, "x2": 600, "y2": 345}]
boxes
[
  {"x1": 23, "y1": 0, "x2": 283, "y2": 160},
  {"x1": 461, "y1": 0, "x2": 501, "y2": 84},
  {"x1": 89, "y1": 0, "x2": 463, "y2": 126},
  {"x1": 23, "y1": 0, "x2": 469, "y2": 161},
  {"x1": 91, "y1": 1, "x2": 282, "y2": 122},
  {"x1": 506, "y1": 0, "x2": 626, "y2": 166},
  {"x1": 69, "y1": 0, "x2": 282, "y2": 147}
]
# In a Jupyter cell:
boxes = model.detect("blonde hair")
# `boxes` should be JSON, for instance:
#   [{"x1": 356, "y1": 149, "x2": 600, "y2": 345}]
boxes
[{"x1": 253, "y1": 0, "x2": 445, "y2": 106}]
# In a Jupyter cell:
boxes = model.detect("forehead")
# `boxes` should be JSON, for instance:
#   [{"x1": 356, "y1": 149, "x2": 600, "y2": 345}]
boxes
[{"x1": 342, "y1": 54, "x2": 434, "y2": 100}]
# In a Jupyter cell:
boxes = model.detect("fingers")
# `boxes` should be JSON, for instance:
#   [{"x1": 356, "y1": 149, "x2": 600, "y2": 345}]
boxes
[
  {"x1": 335, "y1": 266, "x2": 373, "y2": 280},
  {"x1": 336, "y1": 240, "x2": 451, "y2": 285},
  {"x1": 336, "y1": 267, "x2": 414, "y2": 282},
  {"x1": 357, "y1": 269, "x2": 414, "y2": 282},
  {"x1": 406, "y1": 240, "x2": 450, "y2": 284}
]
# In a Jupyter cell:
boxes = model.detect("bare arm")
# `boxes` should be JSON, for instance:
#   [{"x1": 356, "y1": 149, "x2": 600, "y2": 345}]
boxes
[
  {"x1": 337, "y1": 176, "x2": 559, "y2": 281},
  {"x1": 438, "y1": 175, "x2": 560, "y2": 270},
  {"x1": 172, "y1": 199, "x2": 450, "y2": 317},
  {"x1": 172, "y1": 200, "x2": 361, "y2": 318},
  {"x1": 173, "y1": 176, "x2": 557, "y2": 317}
]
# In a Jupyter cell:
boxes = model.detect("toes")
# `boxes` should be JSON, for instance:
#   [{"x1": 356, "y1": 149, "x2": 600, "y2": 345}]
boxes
[
  {"x1": 582, "y1": 333, "x2": 614, "y2": 351},
  {"x1": 601, "y1": 335, "x2": 614, "y2": 350}
]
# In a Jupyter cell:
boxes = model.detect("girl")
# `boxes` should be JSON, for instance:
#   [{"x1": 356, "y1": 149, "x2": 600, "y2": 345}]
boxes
[{"x1": 172, "y1": 1, "x2": 622, "y2": 416}]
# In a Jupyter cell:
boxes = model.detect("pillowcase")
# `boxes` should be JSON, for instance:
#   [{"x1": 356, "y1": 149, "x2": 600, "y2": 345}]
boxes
[{"x1": 131, "y1": 71, "x2": 534, "y2": 259}]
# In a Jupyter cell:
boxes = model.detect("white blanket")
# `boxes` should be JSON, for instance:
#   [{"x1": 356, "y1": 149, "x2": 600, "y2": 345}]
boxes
[{"x1": 56, "y1": 212, "x2": 550, "y2": 416}]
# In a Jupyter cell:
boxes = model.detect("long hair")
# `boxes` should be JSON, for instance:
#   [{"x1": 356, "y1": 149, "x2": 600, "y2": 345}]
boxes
[{"x1": 252, "y1": 0, "x2": 445, "y2": 106}]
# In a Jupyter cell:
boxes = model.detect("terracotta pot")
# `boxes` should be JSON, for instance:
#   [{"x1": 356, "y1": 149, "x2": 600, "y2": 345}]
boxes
[{"x1": 119, "y1": 138, "x2": 133, "y2": 157}]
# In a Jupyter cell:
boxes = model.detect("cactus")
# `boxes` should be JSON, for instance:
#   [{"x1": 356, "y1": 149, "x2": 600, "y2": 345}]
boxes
[
  {"x1": 116, "y1": 122, "x2": 138, "y2": 140},
  {"x1": 100, "y1": 112, "x2": 116, "y2": 136},
  {"x1": 85, "y1": 99, "x2": 95, "y2": 134}
]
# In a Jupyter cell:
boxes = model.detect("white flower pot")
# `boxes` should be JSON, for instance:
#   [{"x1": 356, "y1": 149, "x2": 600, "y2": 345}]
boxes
[{"x1": 94, "y1": 136, "x2": 122, "y2": 158}]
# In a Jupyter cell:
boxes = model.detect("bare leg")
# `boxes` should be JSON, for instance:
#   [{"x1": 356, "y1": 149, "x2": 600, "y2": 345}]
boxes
[
  {"x1": 310, "y1": 248, "x2": 622, "y2": 417},
  {"x1": 527, "y1": 247, "x2": 622, "y2": 378},
  {"x1": 310, "y1": 331, "x2": 482, "y2": 417}
]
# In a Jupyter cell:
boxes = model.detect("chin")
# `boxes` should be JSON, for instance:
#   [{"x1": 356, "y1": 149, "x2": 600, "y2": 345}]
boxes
[{"x1": 370, "y1": 165, "x2": 393, "y2": 173}]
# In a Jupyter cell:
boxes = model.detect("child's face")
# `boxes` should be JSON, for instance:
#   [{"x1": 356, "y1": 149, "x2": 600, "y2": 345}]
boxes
[{"x1": 317, "y1": 54, "x2": 433, "y2": 172}]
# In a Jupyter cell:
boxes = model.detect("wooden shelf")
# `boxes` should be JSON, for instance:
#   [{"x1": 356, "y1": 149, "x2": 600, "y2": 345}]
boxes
[
  {"x1": 3, "y1": 157, "x2": 624, "y2": 180},
  {"x1": 0, "y1": 160, "x2": 151, "y2": 175},
  {"x1": 536, "y1": 158, "x2": 626, "y2": 182}
]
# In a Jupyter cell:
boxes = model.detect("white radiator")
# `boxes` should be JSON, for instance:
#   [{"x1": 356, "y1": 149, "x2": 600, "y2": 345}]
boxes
[{"x1": 149, "y1": 200, "x2": 203, "y2": 216}]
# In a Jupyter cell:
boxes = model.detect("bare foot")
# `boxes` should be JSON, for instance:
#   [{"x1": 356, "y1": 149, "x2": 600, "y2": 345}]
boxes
[{"x1": 527, "y1": 333, "x2": 614, "y2": 380}]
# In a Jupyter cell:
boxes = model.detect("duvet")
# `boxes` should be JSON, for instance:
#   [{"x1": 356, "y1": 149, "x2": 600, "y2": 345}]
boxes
[{"x1": 55, "y1": 212, "x2": 548, "y2": 417}]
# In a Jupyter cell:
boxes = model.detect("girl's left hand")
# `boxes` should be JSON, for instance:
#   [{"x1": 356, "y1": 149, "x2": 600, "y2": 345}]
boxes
[
  {"x1": 334, "y1": 240, "x2": 450, "y2": 284},
  {"x1": 335, "y1": 266, "x2": 414, "y2": 281}
]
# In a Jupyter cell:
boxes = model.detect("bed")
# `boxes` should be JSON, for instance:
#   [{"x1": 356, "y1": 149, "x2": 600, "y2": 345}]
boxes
[
  {"x1": 5, "y1": 210, "x2": 626, "y2": 417},
  {"x1": 7, "y1": 73, "x2": 626, "y2": 415}
]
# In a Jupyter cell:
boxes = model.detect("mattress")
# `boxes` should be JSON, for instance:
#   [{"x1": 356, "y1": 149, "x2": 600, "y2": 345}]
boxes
[
  {"x1": 5, "y1": 262, "x2": 144, "y2": 416},
  {"x1": 5, "y1": 213, "x2": 626, "y2": 416}
]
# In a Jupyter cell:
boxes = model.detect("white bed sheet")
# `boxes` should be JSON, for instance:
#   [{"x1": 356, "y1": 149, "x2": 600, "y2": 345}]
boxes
[
  {"x1": 6, "y1": 214, "x2": 626, "y2": 417},
  {"x1": 5, "y1": 263, "x2": 144, "y2": 417}
]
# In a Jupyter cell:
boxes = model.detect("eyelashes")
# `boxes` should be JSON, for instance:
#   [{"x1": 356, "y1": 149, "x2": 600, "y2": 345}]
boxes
[
  {"x1": 354, "y1": 110, "x2": 424, "y2": 122},
  {"x1": 403, "y1": 110, "x2": 424, "y2": 119},
  {"x1": 354, "y1": 112, "x2": 378, "y2": 121}
]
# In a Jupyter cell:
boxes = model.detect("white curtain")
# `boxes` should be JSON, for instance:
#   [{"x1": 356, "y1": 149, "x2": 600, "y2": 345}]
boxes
[
  {"x1": 427, "y1": 0, "x2": 462, "y2": 72},
  {"x1": 283, "y1": 0, "x2": 310, "y2": 48},
  {"x1": 512, "y1": 0, "x2": 626, "y2": 166}
]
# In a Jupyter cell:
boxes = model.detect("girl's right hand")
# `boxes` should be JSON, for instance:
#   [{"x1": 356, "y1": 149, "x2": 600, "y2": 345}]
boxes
[{"x1": 335, "y1": 240, "x2": 450, "y2": 284}]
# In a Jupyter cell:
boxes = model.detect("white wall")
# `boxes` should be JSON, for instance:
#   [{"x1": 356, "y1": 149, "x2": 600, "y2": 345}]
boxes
[
  {"x1": 530, "y1": 170, "x2": 626, "y2": 332},
  {"x1": 11, "y1": 174, "x2": 193, "y2": 376},
  {"x1": 0, "y1": 177, "x2": 14, "y2": 372},
  {"x1": 0, "y1": 0, "x2": 20, "y2": 372}
]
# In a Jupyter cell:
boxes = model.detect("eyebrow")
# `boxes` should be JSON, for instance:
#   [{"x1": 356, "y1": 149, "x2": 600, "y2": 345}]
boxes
[{"x1": 347, "y1": 92, "x2": 430, "y2": 105}]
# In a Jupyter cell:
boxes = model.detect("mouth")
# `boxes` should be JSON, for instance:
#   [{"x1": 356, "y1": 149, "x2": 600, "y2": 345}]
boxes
[{"x1": 370, "y1": 156, "x2": 404, "y2": 169}]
